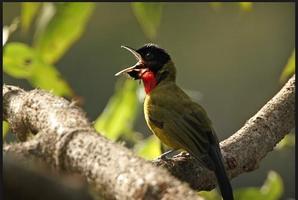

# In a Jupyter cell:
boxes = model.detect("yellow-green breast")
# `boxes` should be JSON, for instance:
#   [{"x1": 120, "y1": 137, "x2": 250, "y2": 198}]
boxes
[{"x1": 143, "y1": 90, "x2": 182, "y2": 149}]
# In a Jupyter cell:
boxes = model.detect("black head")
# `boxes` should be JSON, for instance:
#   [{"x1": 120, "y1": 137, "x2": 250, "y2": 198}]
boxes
[
  {"x1": 115, "y1": 44, "x2": 172, "y2": 80},
  {"x1": 136, "y1": 44, "x2": 171, "y2": 73}
]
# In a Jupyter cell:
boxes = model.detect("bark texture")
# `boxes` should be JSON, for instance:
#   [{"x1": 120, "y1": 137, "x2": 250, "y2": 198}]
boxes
[{"x1": 3, "y1": 85, "x2": 203, "y2": 200}]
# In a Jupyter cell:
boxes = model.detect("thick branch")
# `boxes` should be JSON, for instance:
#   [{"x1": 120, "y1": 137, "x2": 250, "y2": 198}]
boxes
[
  {"x1": 3, "y1": 85, "x2": 203, "y2": 200},
  {"x1": 154, "y1": 75, "x2": 295, "y2": 190},
  {"x1": 3, "y1": 75, "x2": 295, "y2": 197}
]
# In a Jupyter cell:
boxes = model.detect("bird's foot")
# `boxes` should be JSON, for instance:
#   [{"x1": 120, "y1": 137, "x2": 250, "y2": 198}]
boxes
[{"x1": 158, "y1": 149, "x2": 178, "y2": 160}]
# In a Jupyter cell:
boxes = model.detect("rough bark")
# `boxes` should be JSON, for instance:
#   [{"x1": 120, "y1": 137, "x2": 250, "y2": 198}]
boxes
[
  {"x1": 3, "y1": 85, "x2": 203, "y2": 200},
  {"x1": 154, "y1": 75, "x2": 295, "y2": 190}
]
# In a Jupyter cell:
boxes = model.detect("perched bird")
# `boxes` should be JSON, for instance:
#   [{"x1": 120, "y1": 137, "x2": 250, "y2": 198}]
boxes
[{"x1": 115, "y1": 44, "x2": 234, "y2": 200}]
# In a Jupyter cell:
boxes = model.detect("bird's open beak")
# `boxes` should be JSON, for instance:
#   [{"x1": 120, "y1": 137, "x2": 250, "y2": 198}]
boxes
[{"x1": 115, "y1": 46, "x2": 146, "y2": 79}]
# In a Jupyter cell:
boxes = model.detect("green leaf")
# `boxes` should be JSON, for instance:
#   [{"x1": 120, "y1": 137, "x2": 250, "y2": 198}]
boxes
[
  {"x1": 94, "y1": 79, "x2": 139, "y2": 141},
  {"x1": 275, "y1": 133, "x2": 295, "y2": 150},
  {"x1": 260, "y1": 171, "x2": 283, "y2": 200},
  {"x1": 280, "y1": 49, "x2": 295, "y2": 83},
  {"x1": 3, "y1": 42, "x2": 73, "y2": 97},
  {"x1": 198, "y1": 189, "x2": 221, "y2": 200},
  {"x1": 235, "y1": 171, "x2": 283, "y2": 200},
  {"x1": 3, "y1": 121, "x2": 10, "y2": 140},
  {"x1": 21, "y1": 3, "x2": 41, "y2": 32},
  {"x1": 235, "y1": 188, "x2": 263, "y2": 200},
  {"x1": 135, "y1": 135, "x2": 161, "y2": 160},
  {"x1": 132, "y1": 3, "x2": 163, "y2": 40},
  {"x1": 29, "y1": 62, "x2": 74, "y2": 97},
  {"x1": 34, "y1": 3, "x2": 95, "y2": 64},
  {"x1": 4, "y1": 43, "x2": 37, "y2": 78}
]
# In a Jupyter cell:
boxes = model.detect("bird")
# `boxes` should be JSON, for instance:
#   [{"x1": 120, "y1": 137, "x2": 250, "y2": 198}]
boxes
[{"x1": 115, "y1": 43, "x2": 234, "y2": 200}]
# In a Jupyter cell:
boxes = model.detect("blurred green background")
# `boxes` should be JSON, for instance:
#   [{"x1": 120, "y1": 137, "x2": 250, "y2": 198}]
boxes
[{"x1": 3, "y1": 2, "x2": 295, "y2": 200}]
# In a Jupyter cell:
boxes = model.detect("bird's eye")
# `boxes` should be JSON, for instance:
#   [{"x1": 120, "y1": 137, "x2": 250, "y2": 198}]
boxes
[{"x1": 145, "y1": 52, "x2": 154, "y2": 60}]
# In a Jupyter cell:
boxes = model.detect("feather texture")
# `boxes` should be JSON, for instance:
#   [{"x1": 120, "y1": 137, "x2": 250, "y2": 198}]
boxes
[{"x1": 144, "y1": 81, "x2": 234, "y2": 200}]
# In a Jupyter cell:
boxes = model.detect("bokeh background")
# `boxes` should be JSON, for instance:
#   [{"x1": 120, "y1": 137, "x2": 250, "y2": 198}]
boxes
[{"x1": 3, "y1": 2, "x2": 295, "y2": 199}]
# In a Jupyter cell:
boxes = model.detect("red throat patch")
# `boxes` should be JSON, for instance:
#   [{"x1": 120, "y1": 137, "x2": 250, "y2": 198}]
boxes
[{"x1": 141, "y1": 71, "x2": 157, "y2": 94}]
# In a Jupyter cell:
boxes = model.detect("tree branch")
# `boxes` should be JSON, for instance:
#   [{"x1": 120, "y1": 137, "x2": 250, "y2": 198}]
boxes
[
  {"x1": 3, "y1": 85, "x2": 203, "y2": 200},
  {"x1": 2, "y1": 75, "x2": 294, "y2": 198},
  {"x1": 153, "y1": 75, "x2": 295, "y2": 190}
]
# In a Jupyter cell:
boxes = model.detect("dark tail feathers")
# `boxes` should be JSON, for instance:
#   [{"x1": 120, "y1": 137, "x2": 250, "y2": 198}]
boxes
[{"x1": 209, "y1": 146, "x2": 234, "y2": 200}]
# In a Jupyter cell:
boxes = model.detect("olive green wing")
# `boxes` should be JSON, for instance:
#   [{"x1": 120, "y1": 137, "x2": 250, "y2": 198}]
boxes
[
  {"x1": 159, "y1": 102, "x2": 215, "y2": 168},
  {"x1": 149, "y1": 83, "x2": 218, "y2": 168}
]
